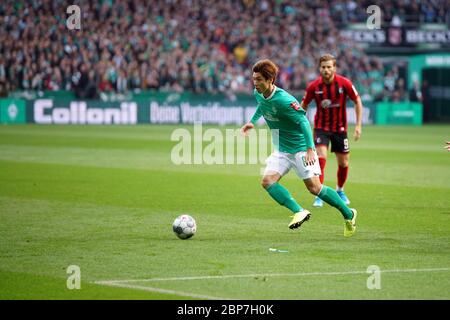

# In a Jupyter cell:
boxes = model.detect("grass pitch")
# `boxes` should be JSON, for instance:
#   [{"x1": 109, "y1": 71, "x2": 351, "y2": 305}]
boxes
[{"x1": 0, "y1": 124, "x2": 449, "y2": 299}]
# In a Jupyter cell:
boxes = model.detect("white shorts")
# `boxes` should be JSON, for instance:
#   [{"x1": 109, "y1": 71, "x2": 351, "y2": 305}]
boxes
[{"x1": 263, "y1": 150, "x2": 321, "y2": 180}]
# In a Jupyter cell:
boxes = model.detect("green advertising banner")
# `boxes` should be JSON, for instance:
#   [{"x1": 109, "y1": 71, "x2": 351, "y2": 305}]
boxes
[
  {"x1": 375, "y1": 102, "x2": 423, "y2": 125},
  {"x1": 29, "y1": 99, "x2": 140, "y2": 125},
  {"x1": 24, "y1": 97, "x2": 374, "y2": 126},
  {"x1": 0, "y1": 99, "x2": 26, "y2": 124},
  {"x1": 2, "y1": 93, "x2": 375, "y2": 125}
]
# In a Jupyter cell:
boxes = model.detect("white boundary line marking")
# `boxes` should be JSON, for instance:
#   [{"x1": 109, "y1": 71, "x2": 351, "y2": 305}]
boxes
[
  {"x1": 95, "y1": 281, "x2": 232, "y2": 300},
  {"x1": 94, "y1": 267, "x2": 450, "y2": 300},
  {"x1": 95, "y1": 267, "x2": 450, "y2": 284}
]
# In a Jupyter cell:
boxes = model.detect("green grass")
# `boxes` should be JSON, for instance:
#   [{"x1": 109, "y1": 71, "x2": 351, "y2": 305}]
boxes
[{"x1": 0, "y1": 124, "x2": 449, "y2": 299}]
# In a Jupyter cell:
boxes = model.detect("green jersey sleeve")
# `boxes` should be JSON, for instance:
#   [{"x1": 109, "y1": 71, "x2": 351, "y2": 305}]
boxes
[
  {"x1": 298, "y1": 112, "x2": 315, "y2": 149},
  {"x1": 250, "y1": 89, "x2": 263, "y2": 124},
  {"x1": 283, "y1": 100, "x2": 315, "y2": 150},
  {"x1": 250, "y1": 105, "x2": 263, "y2": 124}
]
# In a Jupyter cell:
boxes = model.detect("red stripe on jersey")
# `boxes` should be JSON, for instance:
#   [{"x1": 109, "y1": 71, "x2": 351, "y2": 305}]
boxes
[
  {"x1": 323, "y1": 84, "x2": 330, "y2": 131},
  {"x1": 337, "y1": 81, "x2": 343, "y2": 132},
  {"x1": 314, "y1": 83, "x2": 324, "y2": 130},
  {"x1": 330, "y1": 83, "x2": 338, "y2": 132},
  {"x1": 336, "y1": 81, "x2": 342, "y2": 131},
  {"x1": 290, "y1": 101, "x2": 300, "y2": 110},
  {"x1": 340, "y1": 85, "x2": 347, "y2": 132}
]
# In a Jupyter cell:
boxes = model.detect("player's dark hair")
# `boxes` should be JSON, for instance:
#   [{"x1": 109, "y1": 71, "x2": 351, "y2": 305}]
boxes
[
  {"x1": 319, "y1": 54, "x2": 336, "y2": 67},
  {"x1": 252, "y1": 59, "x2": 278, "y2": 84}
]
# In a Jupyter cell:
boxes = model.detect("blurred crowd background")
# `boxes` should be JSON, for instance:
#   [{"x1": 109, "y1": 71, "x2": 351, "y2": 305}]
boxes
[{"x1": 0, "y1": 0, "x2": 448, "y2": 101}]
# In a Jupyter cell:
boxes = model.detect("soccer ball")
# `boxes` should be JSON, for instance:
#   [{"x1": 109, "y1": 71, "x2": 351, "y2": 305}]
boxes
[{"x1": 172, "y1": 214, "x2": 197, "y2": 239}]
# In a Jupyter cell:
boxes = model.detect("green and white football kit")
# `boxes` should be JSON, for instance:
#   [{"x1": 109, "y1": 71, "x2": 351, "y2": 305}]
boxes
[
  {"x1": 250, "y1": 85, "x2": 356, "y2": 236},
  {"x1": 251, "y1": 86, "x2": 321, "y2": 179}
]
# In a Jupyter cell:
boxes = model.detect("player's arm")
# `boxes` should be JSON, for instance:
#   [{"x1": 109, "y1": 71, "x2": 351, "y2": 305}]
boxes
[
  {"x1": 300, "y1": 83, "x2": 315, "y2": 111},
  {"x1": 353, "y1": 96, "x2": 363, "y2": 141},
  {"x1": 298, "y1": 112, "x2": 316, "y2": 165},
  {"x1": 299, "y1": 84, "x2": 317, "y2": 164},
  {"x1": 345, "y1": 80, "x2": 362, "y2": 141},
  {"x1": 300, "y1": 101, "x2": 308, "y2": 111},
  {"x1": 287, "y1": 101, "x2": 316, "y2": 165},
  {"x1": 241, "y1": 105, "x2": 262, "y2": 136}
]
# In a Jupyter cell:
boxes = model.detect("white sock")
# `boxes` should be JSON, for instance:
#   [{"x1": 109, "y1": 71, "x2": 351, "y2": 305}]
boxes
[{"x1": 336, "y1": 186, "x2": 344, "y2": 192}]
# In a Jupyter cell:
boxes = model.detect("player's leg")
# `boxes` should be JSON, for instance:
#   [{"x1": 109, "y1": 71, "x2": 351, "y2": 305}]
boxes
[
  {"x1": 313, "y1": 144, "x2": 327, "y2": 207},
  {"x1": 335, "y1": 152, "x2": 350, "y2": 203},
  {"x1": 261, "y1": 153, "x2": 305, "y2": 221},
  {"x1": 304, "y1": 176, "x2": 352, "y2": 219},
  {"x1": 262, "y1": 171, "x2": 302, "y2": 214},
  {"x1": 303, "y1": 176, "x2": 357, "y2": 237},
  {"x1": 312, "y1": 129, "x2": 329, "y2": 207},
  {"x1": 331, "y1": 133, "x2": 350, "y2": 204},
  {"x1": 316, "y1": 145, "x2": 328, "y2": 184}
]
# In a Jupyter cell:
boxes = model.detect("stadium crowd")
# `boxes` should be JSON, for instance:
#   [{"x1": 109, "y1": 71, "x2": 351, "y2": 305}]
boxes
[
  {"x1": 0, "y1": 0, "x2": 444, "y2": 101},
  {"x1": 339, "y1": 0, "x2": 449, "y2": 25}
]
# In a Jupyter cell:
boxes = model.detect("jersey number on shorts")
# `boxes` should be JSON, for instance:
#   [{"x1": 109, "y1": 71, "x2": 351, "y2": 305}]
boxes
[{"x1": 301, "y1": 156, "x2": 307, "y2": 167}]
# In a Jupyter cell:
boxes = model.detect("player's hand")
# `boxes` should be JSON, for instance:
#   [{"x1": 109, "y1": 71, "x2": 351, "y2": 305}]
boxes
[
  {"x1": 445, "y1": 141, "x2": 450, "y2": 152},
  {"x1": 241, "y1": 122, "x2": 254, "y2": 137},
  {"x1": 305, "y1": 148, "x2": 316, "y2": 166},
  {"x1": 354, "y1": 125, "x2": 362, "y2": 141}
]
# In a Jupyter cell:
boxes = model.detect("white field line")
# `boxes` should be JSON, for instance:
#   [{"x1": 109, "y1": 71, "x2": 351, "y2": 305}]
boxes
[
  {"x1": 95, "y1": 281, "x2": 232, "y2": 300},
  {"x1": 95, "y1": 267, "x2": 450, "y2": 284},
  {"x1": 94, "y1": 267, "x2": 450, "y2": 300}
]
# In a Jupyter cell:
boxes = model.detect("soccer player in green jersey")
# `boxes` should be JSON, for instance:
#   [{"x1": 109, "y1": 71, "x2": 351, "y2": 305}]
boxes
[{"x1": 241, "y1": 59, "x2": 357, "y2": 237}]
